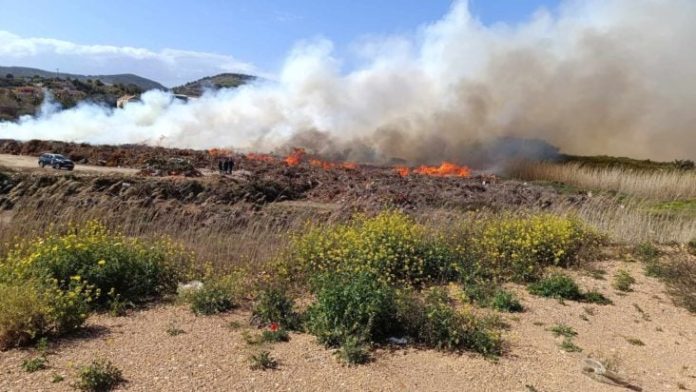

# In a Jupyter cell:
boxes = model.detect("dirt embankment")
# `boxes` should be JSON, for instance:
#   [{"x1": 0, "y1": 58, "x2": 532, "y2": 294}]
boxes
[
  {"x1": 0, "y1": 139, "x2": 212, "y2": 168},
  {"x1": 0, "y1": 161, "x2": 586, "y2": 216}
]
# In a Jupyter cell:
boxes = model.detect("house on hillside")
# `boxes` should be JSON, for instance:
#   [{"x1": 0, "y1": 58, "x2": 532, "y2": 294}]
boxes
[{"x1": 117, "y1": 95, "x2": 139, "y2": 108}]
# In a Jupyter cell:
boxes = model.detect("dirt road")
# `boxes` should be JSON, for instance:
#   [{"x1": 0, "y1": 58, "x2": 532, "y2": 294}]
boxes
[{"x1": 0, "y1": 154, "x2": 139, "y2": 175}]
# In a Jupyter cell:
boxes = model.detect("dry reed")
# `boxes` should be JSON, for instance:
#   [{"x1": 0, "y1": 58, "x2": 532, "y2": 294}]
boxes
[{"x1": 508, "y1": 162, "x2": 696, "y2": 200}]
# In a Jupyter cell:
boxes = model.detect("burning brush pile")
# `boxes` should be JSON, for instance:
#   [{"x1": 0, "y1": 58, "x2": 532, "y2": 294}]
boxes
[{"x1": 217, "y1": 147, "x2": 552, "y2": 211}]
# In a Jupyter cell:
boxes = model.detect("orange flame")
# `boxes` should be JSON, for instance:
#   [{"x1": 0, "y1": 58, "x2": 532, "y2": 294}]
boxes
[
  {"x1": 309, "y1": 159, "x2": 359, "y2": 170},
  {"x1": 396, "y1": 162, "x2": 471, "y2": 177},
  {"x1": 284, "y1": 148, "x2": 306, "y2": 166},
  {"x1": 246, "y1": 152, "x2": 277, "y2": 163},
  {"x1": 209, "y1": 148, "x2": 233, "y2": 158},
  {"x1": 395, "y1": 166, "x2": 411, "y2": 177},
  {"x1": 414, "y1": 162, "x2": 471, "y2": 177},
  {"x1": 309, "y1": 159, "x2": 332, "y2": 170}
]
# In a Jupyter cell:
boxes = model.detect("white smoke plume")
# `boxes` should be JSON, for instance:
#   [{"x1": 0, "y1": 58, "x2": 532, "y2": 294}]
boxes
[{"x1": 2, "y1": 0, "x2": 695, "y2": 164}]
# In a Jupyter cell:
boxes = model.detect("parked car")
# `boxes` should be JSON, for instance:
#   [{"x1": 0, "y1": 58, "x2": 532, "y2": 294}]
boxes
[{"x1": 38, "y1": 153, "x2": 75, "y2": 170}]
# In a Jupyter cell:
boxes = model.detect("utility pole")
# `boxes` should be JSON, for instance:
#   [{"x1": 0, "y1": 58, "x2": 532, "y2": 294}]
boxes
[{"x1": 56, "y1": 68, "x2": 60, "y2": 79}]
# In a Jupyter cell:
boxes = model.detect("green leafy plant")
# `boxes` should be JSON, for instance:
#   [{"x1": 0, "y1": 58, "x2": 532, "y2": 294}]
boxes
[
  {"x1": 260, "y1": 324, "x2": 290, "y2": 343},
  {"x1": 528, "y1": 274, "x2": 583, "y2": 300},
  {"x1": 282, "y1": 211, "x2": 457, "y2": 286},
  {"x1": 489, "y1": 290, "x2": 524, "y2": 312},
  {"x1": 0, "y1": 279, "x2": 92, "y2": 350},
  {"x1": 473, "y1": 214, "x2": 601, "y2": 282},
  {"x1": 559, "y1": 338, "x2": 582, "y2": 352},
  {"x1": 408, "y1": 288, "x2": 502, "y2": 355},
  {"x1": 688, "y1": 238, "x2": 696, "y2": 255},
  {"x1": 307, "y1": 271, "x2": 398, "y2": 348},
  {"x1": 3, "y1": 221, "x2": 191, "y2": 310},
  {"x1": 249, "y1": 351, "x2": 278, "y2": 371},
  {"x1": 22, "y1": 356, "x2": 48, "y2": 372},
  {"x1": 252, "y1": 287, "x2": 301, "y2": 330},
  {"x1": 184, "y1": 285, "x2": 235, "y2": 316},
  {"x1": 334, "y1": 335, "x2": 370, "y2": 365},
  {"x1": 549, "y1": 323, "x2": 577, "y2": 338},
  {"x1": 613, "y1": 270, "x2": 636, "y2": 292},
  {"x1": 583, "y1": 290, "x2": 613, "y2": 305},
  {"x1": 462, "y1": 281, "x2": 522, "y2": 312},
  {"x1": 73, "y1": 359, "x2": 124, "y2": 392}
]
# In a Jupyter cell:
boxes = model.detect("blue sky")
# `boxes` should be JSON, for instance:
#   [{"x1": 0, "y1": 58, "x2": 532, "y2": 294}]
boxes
[{"x1": 0, "y1": 0, "x2": 561, "y2": 86}]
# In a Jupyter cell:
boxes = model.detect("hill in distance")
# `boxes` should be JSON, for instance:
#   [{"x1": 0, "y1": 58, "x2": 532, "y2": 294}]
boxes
[
  {"x1": 172, "y1": 73, "x2": 256, "y2": 96},
  {"x1": 0, "y1": 66, "x2": 165, "y2": 91},
  {"x1": 0, "y1": 67, "x2": 257, "y2": 121}
]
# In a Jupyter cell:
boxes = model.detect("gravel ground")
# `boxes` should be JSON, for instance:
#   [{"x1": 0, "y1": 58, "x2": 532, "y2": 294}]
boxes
[{"x1": 1, "y1": 261, "x2": 694, "y2": 392}]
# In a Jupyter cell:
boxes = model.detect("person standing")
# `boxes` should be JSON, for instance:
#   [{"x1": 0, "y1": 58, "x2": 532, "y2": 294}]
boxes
[
  {"x1": 218, "y1": 158, "x2": 224, "y2": 173},
  {"x1": 227, "y1": 157, "x2": 235, "y2": 174}
]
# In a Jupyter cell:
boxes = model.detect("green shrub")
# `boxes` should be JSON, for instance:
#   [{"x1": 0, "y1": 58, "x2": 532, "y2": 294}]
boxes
[
  {"x1": 634, "y1": 242, "x2": 660, "y2": 263},
  {"x1": 415, "y1": 289, "x2": 465, "y2": 351},
  {"x1": 253, "y1": 287, "x2": 301, "y2": 330},
  {"x1": 613, "y1": 270, "x2": 636, "y2": 292},
  {"x1": 334, "y1": 335, "x2": 371, "y2": 365},
  {"x1": 462, "y1": 283, "x2": 522, "y2": 312},
  {"x1": 549, "y1": 323, "x2": 577, "y2": 338},
  {"x1": 261, "y1": 327, "x2": 290, "y2": 343},
  {"x1": 634, "y1": 243, "x2": 663, "y2": 277},
  {"x1": 184, "y1": 285, "x2": 235, "y2": 316},
  {"x1": 461, "y1": 280, "x2": 497, "y2": 307},
  {"x1": 490, "y1": 290, "x2": 523, "y2": 312},
  {"x1": 559, "y1": 338, "x2": 582, "y2": 352},
  {"x1": 643, "y1": 260, "x2": 664, "y2": 278},
  {"x1": 407, "y1": 288, "x2": 502, "y2": 355},
  {"x1": 3, "y1": 221, "x2": 191, "y2": 309},
  {"x1": 249, "y1": 351, "x2": 277, "y2": 371},
  {"x1": 0, "y1": 280, "x2": 92, "y2": 349},
  {"x1": 528, "y1": 274, "x2": 583, "y2": 300},
  {"x1": 583, "y1": 290, "x2": 613, "y2": 305},
  {"x1": 659, "y1": 256, "x2": 696, "y2": 313},
  {"x1": 307, "y1": 271, "x2": 398, "y2": 347},
  {"x1": 22, "y1": 356, "x2": 48, "y2": 372},
  {"x1": 73, "y1": 359, "x2": 124, "y2": 392},
  {"x1": 283, "y1": 212, "x2": 456, "y2": 286},
  {"x1": 473, "y1": 214, "x2": 600, "y2": 282}
]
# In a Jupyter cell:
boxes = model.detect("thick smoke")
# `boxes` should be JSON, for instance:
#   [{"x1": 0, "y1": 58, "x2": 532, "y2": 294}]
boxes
[{"x1": 2, "y1": 0, "x2": 696, "y2": 164}]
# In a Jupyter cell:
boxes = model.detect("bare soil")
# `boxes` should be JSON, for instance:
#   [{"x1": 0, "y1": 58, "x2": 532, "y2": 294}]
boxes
[
  {"x1": 0, "y1": 154, "x2": 139, "y2": 175},
  {"x1": 1, "y1": 261, "x2": 694, "y2": 391}
]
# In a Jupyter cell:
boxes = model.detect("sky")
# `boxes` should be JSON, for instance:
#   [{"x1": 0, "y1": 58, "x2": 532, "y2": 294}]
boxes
[{"x1": 0, "y1": 0, "x2": 560, "y2": 87}]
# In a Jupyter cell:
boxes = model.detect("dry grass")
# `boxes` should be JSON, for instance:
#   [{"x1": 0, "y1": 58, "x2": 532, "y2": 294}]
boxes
[
  {"x1": 504, "y1": 161, "x2": 696, "y2": 244},
  {"x1": 555, "y1": 196, "x2": 696, "y2": 244},
  {"x1": 509, "y1": 162, "x2": 696, "y2": 200},
  {"x1": 0, "y1": 200, "x2": 345, "y2": 273}
]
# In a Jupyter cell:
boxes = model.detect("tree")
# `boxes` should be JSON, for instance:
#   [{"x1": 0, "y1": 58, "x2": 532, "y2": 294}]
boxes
[{"x1": 5, "y1": 73, "x2": 13, "y2": 79}]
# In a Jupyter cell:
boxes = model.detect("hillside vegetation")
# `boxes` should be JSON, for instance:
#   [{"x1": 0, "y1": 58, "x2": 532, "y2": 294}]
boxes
[
  {"x1": 0, "y1": 72, "x2": 150, "y2": 121},
  {"x1": 172, "y1": 73, "x2": 256, "y2": 96},
  {"x1": 0, "y1": 66, "x2": 164, "y2": 91}
]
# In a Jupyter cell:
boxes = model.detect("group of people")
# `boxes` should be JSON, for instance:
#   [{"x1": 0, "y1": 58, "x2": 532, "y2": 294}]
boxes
[{"x1": 218, "y1": 157, "x2": 235, "y2": 174}]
